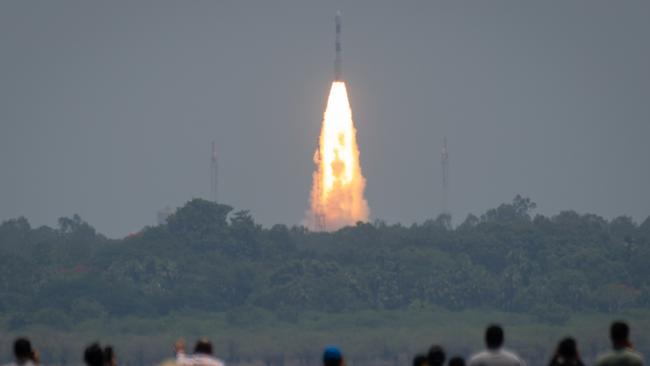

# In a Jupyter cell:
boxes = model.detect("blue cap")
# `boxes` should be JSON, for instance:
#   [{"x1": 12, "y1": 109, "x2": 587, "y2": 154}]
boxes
[{"x1": 323, "y1": 346, "x2": 343, "y2": 362}]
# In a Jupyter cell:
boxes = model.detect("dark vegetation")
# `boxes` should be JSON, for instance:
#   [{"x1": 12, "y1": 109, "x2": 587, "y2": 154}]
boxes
[{"x1": 1, "y1": 195, "x2": 649, "y2": 329}]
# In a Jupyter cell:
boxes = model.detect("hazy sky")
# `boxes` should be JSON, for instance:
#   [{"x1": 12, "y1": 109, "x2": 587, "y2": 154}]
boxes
[{"x1": 1, "y1": 1, "x2": 649, "y2": 237}]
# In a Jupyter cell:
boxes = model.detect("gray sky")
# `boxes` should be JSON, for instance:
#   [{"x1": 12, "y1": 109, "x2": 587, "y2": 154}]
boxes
[{"x1": 1, "y1": 1, "x2": 649, "y2": 237}]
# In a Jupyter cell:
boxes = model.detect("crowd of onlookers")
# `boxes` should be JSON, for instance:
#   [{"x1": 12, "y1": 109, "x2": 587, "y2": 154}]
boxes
[
  {"x1": 3, "y1": 321, "x2": 644, "y2": 366},
  {"x1": 408, "y1": 322, "x2": 643, "y2": 366}
]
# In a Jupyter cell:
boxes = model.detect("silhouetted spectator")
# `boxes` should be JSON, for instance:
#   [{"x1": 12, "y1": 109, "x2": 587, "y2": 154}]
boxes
[
  {"x1": 29, "y1": 350, "x2": 39, "y2": 366},
  {"x1": 323, "y1": 346, "x2": 344, "y2": 366},
  {"x1": 413, "y1": 354, "x2": 427, "y2": 366},
  {"x1": 104, "y1": 346, "x2": 116, "y2": 366},
  {"x1": 175, "y1": 338, "x2": 224, "y2": 366},
  {"x1": 596, "y1": 321, "x2": 644, "y2": 366},
  {"x1": 549, "y1": 338, "x2": 584, "y2": 366},
  {"x1": 6, "y1": 338, "x2": 36, "y2": 366},
  {"x1": 468, "y1": 324, "x2": 525, "y2": 366},
  {"x1": 450, "y1": 356, "x2": 466, "y2": 366},
  {"x1": 84, "y1": 343, "x2": 105, "y2": 366},
  {"x1": 428, "y1": 345, "x2": 446, "y2": 366}
]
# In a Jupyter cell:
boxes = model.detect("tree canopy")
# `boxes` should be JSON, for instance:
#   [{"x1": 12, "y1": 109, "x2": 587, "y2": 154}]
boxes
[{"x1": 1, "y1": 196, "x2": 649, "y2": 327}]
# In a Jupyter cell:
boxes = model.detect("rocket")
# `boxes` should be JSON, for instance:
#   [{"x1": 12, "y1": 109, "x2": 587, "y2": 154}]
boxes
[{"x1": 335, "y1": 10, "x2": 342, "y2": 81}]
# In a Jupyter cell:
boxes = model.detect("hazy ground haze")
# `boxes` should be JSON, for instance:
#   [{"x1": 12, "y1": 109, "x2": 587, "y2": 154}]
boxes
[{"x1": 1, "y1": 1, "x2": 648, "y2": 237}]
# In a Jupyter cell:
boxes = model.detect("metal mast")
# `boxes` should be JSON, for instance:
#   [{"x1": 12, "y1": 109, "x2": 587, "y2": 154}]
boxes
[
  {"x1": 441, "y1": 137, "x2": 450, "y2": 215},
  {"x1": 211, "y1": 141, "x2": 218, "y2": 203},
  {"x1": 334, "y1": 11, "x2": 342, "y2": 81}
]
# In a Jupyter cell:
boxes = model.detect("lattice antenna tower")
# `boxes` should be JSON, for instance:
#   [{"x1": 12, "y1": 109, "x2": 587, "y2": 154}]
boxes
[
  {"x1": 441, "y1": 137, "x2": 450, "y2": 215},
  {"x1": 211, "y1": 141, "x2": 218, "y2": 203}
]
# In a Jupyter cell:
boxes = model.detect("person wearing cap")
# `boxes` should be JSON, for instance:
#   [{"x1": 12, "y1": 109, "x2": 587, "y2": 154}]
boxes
[{"x1": 323, "y1": 346, "x2": 344, "y2": 366}]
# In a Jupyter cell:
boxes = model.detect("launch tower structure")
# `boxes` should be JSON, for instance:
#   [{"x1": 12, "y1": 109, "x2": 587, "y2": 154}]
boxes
[
  {"x1": 334, "y1": 11, "x2": 342, "y2": 81},
  {"x1": 211, "y1": 141, "x2": 218, "y2": 203},
  {"x1": 441, "y1": 137, "x2": 450, "y2": 215}
]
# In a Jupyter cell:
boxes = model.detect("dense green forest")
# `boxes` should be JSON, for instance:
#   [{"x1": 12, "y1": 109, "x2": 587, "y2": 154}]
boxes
[{"x1": 1, "y1": 195, "x2": 649, "y2": 328}]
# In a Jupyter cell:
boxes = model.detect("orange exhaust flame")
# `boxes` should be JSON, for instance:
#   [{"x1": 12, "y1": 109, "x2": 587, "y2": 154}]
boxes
[{"x1": 307, "y1": 81, "x2": 369, "y2": 231}]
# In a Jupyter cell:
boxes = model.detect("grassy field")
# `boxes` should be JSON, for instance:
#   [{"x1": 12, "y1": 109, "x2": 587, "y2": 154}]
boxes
[{"x1": 1, "y1": 308, "x2": 649, "y2": 366}]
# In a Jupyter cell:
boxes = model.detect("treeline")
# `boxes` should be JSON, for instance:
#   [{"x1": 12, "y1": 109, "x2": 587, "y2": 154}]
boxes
[{"x1": 1, "y1": 196, "x2": 649, "y2": 328}]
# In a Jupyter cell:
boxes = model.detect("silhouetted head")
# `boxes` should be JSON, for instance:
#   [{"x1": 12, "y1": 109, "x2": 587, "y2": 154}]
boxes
[
  {"x1": 449, "y1": 356, "x2": 466, "y2": 366},
  {"x1": 427, "y1": 345, "x2": 446, "y2": 366},
  {"x1": 610, "y1": 321, "x2": 630, "y2": 349},
  {"x1": 194, "y1": 338, "x2": 213, "y2": 355},
  {"x1": 413, "y1": 354, "x2": 427, "y2": 366},
  {"x1": 485, "y1": 325, "x2": 504, "y2": 350},
  {"x1": 84, "y1": 343, "x2": 105, "y2": 366},
  {"x1": 13, "y1": 338, "x2": 33, "y2": 363},
  {"x1": 104, "y1": 346, "x2": 116, "y2": 366},
  {"x1": 323, "y1": 346, "x2": 343, "y2": 366},
  {"x1": 556, "y1": 338, "x2": 578, "y2": 360}
]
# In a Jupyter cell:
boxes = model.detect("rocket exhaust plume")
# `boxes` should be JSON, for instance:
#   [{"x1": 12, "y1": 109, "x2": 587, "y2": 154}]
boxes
[{"x1": 306, "y1": 12, "x2": 369, "y2": 231}]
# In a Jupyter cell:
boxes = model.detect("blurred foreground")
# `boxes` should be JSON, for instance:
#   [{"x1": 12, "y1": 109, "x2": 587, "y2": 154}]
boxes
[{"x1": 1, "y1": 309, "x2": 649, "y2": 366}]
